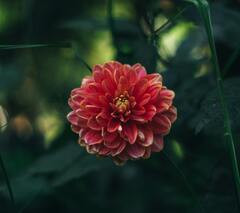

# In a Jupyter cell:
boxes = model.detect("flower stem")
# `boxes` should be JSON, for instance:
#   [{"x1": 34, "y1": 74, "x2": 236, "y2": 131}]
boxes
[
  {"x1": 0, "y1": 153, "x2": 15, "y2": 204},
  {"x1": 154, "y1": 5, "x2": 190, "y2": 34},
  {"x1": 195, "y1": 0, "x2": 240, "y2": 203}
]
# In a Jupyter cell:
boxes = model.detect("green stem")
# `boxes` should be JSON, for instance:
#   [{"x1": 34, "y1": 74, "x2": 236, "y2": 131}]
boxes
[
  {"x1": 71, "y1": 43, "x2": 92, "y2": 72},
  {"x1": 196, "y1": 0, "x2": 240, "y2": 203},
  {"x1": 107, "y1": 0, "x2": 116, "y2": 41},
  {"x1": 0, "y1": 43, "x2": 71, "y2": 50},
  {"x1": 154, "y1": 5, "x2": 190, "y2": 34},
  {"x1": 0, "y1": 153, "x2": 15, "y2": 204}
]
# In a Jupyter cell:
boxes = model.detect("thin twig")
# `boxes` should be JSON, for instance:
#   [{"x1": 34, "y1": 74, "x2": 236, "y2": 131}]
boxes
[
  {"x1": 155, "y1": 6, "x2": 190, "y2": 34},
  {"x1": 71, "y1": 44, "x2": 92, "y2": 72},
  {"x1": 0, "y1": 43, "x2": 71, "y2": 50}
]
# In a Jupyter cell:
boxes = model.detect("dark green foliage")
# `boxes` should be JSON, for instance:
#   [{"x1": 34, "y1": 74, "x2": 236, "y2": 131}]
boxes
[{"x1": 0, "y1": 0, "x2": 240, "y2": 213}]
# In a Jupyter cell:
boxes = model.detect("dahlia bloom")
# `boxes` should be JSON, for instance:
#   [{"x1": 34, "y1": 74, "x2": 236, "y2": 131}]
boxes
[{"x1": 67, "y1": 61, "x2": 177, "y2": 164}]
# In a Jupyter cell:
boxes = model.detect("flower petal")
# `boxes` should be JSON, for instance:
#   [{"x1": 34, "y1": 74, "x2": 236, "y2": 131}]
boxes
[
  {"x1": 87, "y1": 116, "x2": 102, "y2": 130},
  {"x1": 127, "y1": 144, "x2": 145, "y2": 158},
  {"x1": 151, "y1": 136, "x2": 164, "y2": 152},
  {"x1": 133, "y1": 78, "x2": 148, "y2": 98},
  {"x1": 107, "y1": 118, "x2": 120, "y2": 133},
  {"x1": 152, "y1": 114, "x2": 171, "y2": 135},
  {"x1": 123, "y1": 122, "x2": 138, "y2": 144},
  {"x1": 67, "y1": 112, "x2": 79, "y2": 126},
  {"x1": 144, "y1": 105, "x2": 157, "y2": 120},
  {"x1": 138, "y1": 126, "x2": 154, "y2": 147},
  {"x1": 103, "y1": 131, "x2": 118, "y2": 142},
  {"x1": 132, "y1": 63, "x2": 147, "y2": 79},
  {"x1": 138, "y1": 93, "x2": 151, "y2": 106},
  {"x1": 111, "y1": 140, "x2": 126, "y2": 156},
  {"x1": 163, "y1": 106, "x2": 177, "y2": 123},
  {"x1": 84, "y1": 130, "x2": 103, "y2": 145}
]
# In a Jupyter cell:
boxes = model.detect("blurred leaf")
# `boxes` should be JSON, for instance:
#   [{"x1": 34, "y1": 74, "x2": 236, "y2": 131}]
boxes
[
  {"x1": 0, "y1": 64, "x2": 24, "y2": 92},
  {"x1": 61, "y1": 18, "x2": 139, "y2": 34},
  {"x1": 52, "y1": 155, "x2": 109, "y2": 187},
  {"x1": 0, "y1": 106, "x2": 8, "y2": 132},
  {"x1": 28, "y1": 143, "x2": 83, "y2": 175},
  {"x1": 211, "y1": 4, "x2": 240, "y2": 49},
  {"x1": 195, "y1": 78, "x2": 240, "y2": 134},
  {"x1": 0, "y1": 175, "x2": 48, "y2": 205}
]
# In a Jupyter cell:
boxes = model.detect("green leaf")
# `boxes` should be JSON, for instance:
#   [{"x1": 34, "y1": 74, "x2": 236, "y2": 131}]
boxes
[
  {"x1": 194, "y1": 78, "x2": 240, "y2": 134},
  {"x1": 52, "y1": 155, "x2": 109, "y2": 187},
  {"x1": 28, "y1": 143, "x2": 84, "y2": 175}
]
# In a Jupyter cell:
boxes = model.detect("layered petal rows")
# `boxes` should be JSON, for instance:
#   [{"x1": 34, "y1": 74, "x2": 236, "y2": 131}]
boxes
[{"x1": 67, "y1": 61, "x2": 177, "y2": 164}]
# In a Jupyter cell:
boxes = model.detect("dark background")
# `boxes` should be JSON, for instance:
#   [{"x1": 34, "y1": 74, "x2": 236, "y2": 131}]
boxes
[{"x1": 0, "y1": 0, "x2": 240, "y2": 212}]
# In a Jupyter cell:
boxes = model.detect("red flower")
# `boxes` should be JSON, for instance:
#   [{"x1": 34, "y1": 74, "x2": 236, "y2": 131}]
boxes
[{"x1": 67, "y1": 61, "x2": 177, "y2": 165}]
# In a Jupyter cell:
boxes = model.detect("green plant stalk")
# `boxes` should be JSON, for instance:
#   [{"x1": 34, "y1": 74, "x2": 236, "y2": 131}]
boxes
[
  {"x1": 0, "y1": 42, "x2": 92, "y2": 72},
  {"x1": 0, "y1": 43, "x2": 71, "y2": 50},
  {"x1": 0, "y1": 153, "x2": 15, "y2": 204},
  {"x1": 155, "y1": 5, "x2": 190, "y2": 34},
  {"x1": 195, "y1": 0, "x2": 240, "y2": 203}
]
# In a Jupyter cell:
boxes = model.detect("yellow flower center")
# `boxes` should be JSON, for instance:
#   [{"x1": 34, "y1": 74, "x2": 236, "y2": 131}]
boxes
[{"x1": 114, "y1": 91, "x2": 130, "y2": 113}]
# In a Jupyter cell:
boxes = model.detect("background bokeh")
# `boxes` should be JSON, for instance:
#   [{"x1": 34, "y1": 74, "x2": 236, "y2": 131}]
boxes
[{"x1": 0, "y1": 0, "x2": 240, "y2": 212}]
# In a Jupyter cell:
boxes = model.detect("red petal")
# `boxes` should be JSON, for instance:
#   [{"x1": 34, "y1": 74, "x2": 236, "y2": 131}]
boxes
[
  {"x1": 68, "y1": 95, "x2": 83, "y2": 110},
  {"x1": 138, "y1": 93, "x2": 151, "y2": 106},
  {"x1": 107, "y1": 118, "x2": 120, "y2": 133},
  {"x1": 144, "y1": 105, "x2": 157, "y2": 120},
  {"x1": 118, "y1": 76, "x2": 129, "y2": 91},
  {"x1": 132, "y1": 63, "x2": 147, "y2": 79},
  {"x1": 85, "y1": 105, "x2": 102, "y2": 114},
  {"x1": 76, "y1": 109, "x2": 91, "y2": 119},
  {"x1": 147, "y1": 83, "x2": 162, "y2": 102},
  {"x1": 133, "y1": 78, "x2": 148, "y2": 98},
  {"x1": 160, "y1": 89, "x2": 175, "y2": 100},
  {"x1": 111, "y1": 140, "x2": 127, "y2": 156},
  {"x1": 132, "y1": 106, "x2": 146, "y2": 115},
  {"x1": 87, "y1": 116, "x2": 102, "y2": 130},
  {"x1": 67, "y1": 112, "x2": 79, "y2": 126},
  {"x1": 163, "y1": 106, "x2": 177, "y2": 123},
  {"x1": 96, "y1": 115, "x2": 108, "y2": 127},
  {"x1": 71, "y1": 125, "x2": 81, "y2": 134},
  {"x1": 98, "y1": 146, "x2": 111, "y2": 155},
  {"x1": 103, "y1": 131, "x2": 118, "y2": 142},
  {"x1": 138, "y1": 126, "x2": 154, "y2": 147},
  {"x1": 84, "y1": 130, "x2": 103, "y2": 145},
  {"x1": 123, "y1": 122, "x2": 138, "y2": 144},
  {"x1": 104, "y1": 137, "x2": 121, "y2": 149},
  {"x1": 152, "y1": 114, "x2": 171, "y2": 135},
  {"x1": 87, "y1": 144, "x2": 101, "y2": 154},
  {"x1": 145, "y1": 73, "x2": 162, "y2": 83},
  {"x1": 127, "y1": 69, "x2": 138, "y2": 85},
  {"x1": 81, "y1": 76, "x2": 93, "y2": 86},
  {"x1": 151, "y1": 136, "x2": 164, "y2": 152},
  {"x1": 127, "y1": 144, "x2": 145, "y2": 158},
  {"x1": 143, "y1": 147, "x2": 151, "y2": 159},
  {"x1": 102, "y1": 79, "x2": 116, "y2": 95},
  {"x1": 156, "y1": 102, "x2": 170, "y2": 113}
]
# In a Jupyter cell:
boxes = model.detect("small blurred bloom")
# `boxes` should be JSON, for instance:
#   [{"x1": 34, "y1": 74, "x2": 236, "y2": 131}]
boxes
[{"x1": 67, "y1": 61, "x2": 177, "y2": 164}]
